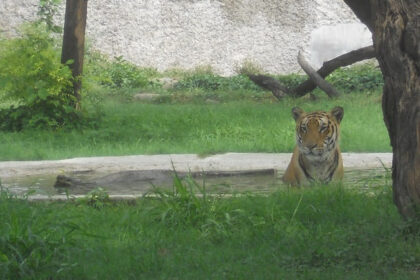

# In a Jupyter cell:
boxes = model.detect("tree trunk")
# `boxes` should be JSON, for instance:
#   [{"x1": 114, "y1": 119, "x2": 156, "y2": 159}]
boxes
[
  {"x1": 344, "y1": 0, "x2": 420, "y2": 219},
  {"x1": 61, "y1": 0, "x2": 88, "y2": 109}
]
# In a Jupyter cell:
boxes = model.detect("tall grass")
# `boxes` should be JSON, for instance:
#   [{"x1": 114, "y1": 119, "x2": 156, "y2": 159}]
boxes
[{"x1": 0, "y1": 182, "x2": 418, "y2": 279}]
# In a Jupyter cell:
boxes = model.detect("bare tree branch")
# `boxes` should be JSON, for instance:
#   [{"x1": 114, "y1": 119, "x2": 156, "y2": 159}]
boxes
[
  {"x1": 294, "y1": 46, "x2": 375, "y2": 96},
  {"x1": 247, "y1": 74, "x2": 288, "y2": 99},
  {"x1": 297, "y1": 51, "x2": 340, "y2": 98},
  {"x1": 247, "y1": 45, "x2": 376, "y2": 100}
]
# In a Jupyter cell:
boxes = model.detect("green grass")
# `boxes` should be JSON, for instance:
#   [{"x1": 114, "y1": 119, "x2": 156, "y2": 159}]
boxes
[
  {"x1": 0, "y1": 92, "x2": 390, "y2": 161},
  {"x1": 0, "y1": 182, "x2": 418, "y2": 279}
]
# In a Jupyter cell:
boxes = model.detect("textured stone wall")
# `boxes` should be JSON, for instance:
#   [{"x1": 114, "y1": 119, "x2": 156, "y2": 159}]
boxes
[{"x1": 0, "y1": 0, "x2": 371, "y2": 75}]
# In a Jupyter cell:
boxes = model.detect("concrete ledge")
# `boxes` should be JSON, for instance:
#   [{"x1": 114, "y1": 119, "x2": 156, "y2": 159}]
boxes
[
  {"x1": 22, "y1": 193, "x2": 246, "y2": 202},
  {"x1": 0, "y1": 153, "x2": 392, "y2": 179}
]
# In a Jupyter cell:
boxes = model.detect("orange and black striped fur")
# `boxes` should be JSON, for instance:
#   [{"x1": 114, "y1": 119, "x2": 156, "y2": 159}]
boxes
[{"x1": 282, "y1": 107, "x2": 344, "y2": 186}]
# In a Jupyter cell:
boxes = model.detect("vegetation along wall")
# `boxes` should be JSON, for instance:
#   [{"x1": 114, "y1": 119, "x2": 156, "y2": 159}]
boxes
[{"x1": 0, "y1": 0, "x2": 372, "y2": 75}]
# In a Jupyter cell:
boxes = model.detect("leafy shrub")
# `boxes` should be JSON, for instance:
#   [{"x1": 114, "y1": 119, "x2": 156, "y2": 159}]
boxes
[
  {"x1": 0, "y1": 23, "x2": 79, "y2": 131},
  {"x1": 174, "y1": 72, "x2": 261, "y2": 91},
  {"x1": 85, "y1": 54, "x2": 158, "y2": 89},
  {"x1": 84, "y1": 187, "x2": 111, "y2": 209},
  {"x1": 277, "y1": 73, "x2": 307, "y2": 89},
  {"x1": 275, "y1": 65, "x2": 383, "y2": 94},
  {"x1": 37, "y1": 0, "x2": 62, "y2": 33},
  {"x1": 326, "y1": 63, "x2": 383, "y2": 93},
  {"x1": 173, "y1": 64, "x2": 383, "y2": 95},
  {"x1": 0, "y1": 97, "x2": 82, "y2": 131},
  {"x1": 175, "y1": 72, "x2": 222, "y2": 91}
]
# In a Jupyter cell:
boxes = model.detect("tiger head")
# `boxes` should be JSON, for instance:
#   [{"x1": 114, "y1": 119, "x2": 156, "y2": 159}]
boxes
[{"x1": 291, "y1": 106, "x2": 344, "y2": 160}]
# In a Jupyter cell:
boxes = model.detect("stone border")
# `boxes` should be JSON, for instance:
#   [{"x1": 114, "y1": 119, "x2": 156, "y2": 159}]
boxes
[
  {"x1": 1, "y1": 153, "x2": 392, "y2": 201},
  {"x1": 0, "y1": 153, "x2": 392, "y2": 179}
]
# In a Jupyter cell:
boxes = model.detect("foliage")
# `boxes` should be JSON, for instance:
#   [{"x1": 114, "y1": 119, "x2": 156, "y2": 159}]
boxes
[
  {"x1": 37, "y1": 0, "x2": 62, "y2": 33},
  {"x1": 172, "y1": 64, "x2": 382, "y2": 94},
  {"x1": 0, "y1": 24, "x2": 81, "y2": 131},
  {"x1": 174, "y1": 72, "x2": 261, "y2": 92},
  {"x1": 84, "y1": 187, "x2": 110, "y2": 209},
  {"x1": 0, "y1": 97, "x2": 84, "y2": 132},
  {"x1": 326, "y1": 63, "x2": 383, "y2": 93},
  {"x1": 85, "y1": 53, "x2": 158, "y2": 90},
  {"x1": 277, "y1": 73, "x2": 307, "y2": 89},
  {"x1": 0, "y1": 184, "x2": 419, "y2": 279}
]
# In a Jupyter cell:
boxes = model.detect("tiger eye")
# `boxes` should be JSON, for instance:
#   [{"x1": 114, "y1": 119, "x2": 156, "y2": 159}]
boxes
[{"x1": 320, "y1": 125, "x2": 328, "y2": 133}]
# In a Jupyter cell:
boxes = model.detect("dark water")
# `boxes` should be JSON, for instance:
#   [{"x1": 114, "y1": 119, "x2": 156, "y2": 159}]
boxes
[{"x1": 1, "y1": 168, "x2": 390, "y2": 197}]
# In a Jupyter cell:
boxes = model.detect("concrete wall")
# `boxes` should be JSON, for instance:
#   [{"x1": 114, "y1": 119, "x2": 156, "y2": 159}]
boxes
[{"x1": 0, "y1": 0, "x2": 372, "y2": 75}]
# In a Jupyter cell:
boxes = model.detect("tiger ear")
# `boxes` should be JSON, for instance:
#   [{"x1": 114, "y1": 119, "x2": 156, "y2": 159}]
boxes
[
  {"x1": 330, "y1": 106, "x2": 344, "y2": 123},
  {"x1": 292, "y1": 107, "x2": 304, "y2": 121}
]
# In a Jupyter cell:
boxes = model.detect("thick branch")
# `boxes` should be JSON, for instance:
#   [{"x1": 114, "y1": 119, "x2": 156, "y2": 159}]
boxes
[
  {"x1": 297, "y1": 52, "x2": 340, "y2": 98},
  {"x1": 294, "y1": 46, "x2": 375, "y2": 96},
  {"x1": 247, "y1": 74, "x2": 288, "y2": 99},
  {"x1": 247, "y1": 46, "x2": 375, "y2": 100}
]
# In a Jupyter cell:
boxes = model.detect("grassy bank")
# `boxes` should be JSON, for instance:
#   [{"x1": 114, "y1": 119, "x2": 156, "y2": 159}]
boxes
[
  {"x1": 0, "y1": 183, "x2": 418, "y2": 279},
  {"x1": 0, "y1": 92, "x2": 389, "y2": 161},
  {"x1": 0, "y1": 27, "x2": 388, "y2": 160}
]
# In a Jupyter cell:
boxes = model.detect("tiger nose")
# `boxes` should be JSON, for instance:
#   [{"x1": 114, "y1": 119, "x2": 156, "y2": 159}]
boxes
[{"x1": 308, "y1": 144, "x2": 317, "y2": 150}]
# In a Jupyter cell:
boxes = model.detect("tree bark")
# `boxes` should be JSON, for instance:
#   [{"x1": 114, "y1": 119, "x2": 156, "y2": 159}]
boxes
[
  {"x1": 61, "y1": 0, "x2": 88, "y2": 109},
  {"x1": 344, "y1": 0, "x2": 420, "y2": 219},
  {"x1": 247, "y1": 46, "x2": 375, "y2": 100}
]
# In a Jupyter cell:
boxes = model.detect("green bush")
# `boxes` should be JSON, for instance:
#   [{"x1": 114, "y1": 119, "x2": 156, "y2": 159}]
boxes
[
  {"x1": 326, "y1": 64, "x2": 383, "y2": 93},
  {"x1": 277, "y1": 73, "x2": 307, "y2": 89},
  {"x1": 85, "y1": 54, "x2": 158, "y2": 89},
  {"x1": 37, "y1": 0, "x2": 62, "y2": 33},
  {"x1": 174, "y1": 72, "x2": 261, "y2": 91},
  {"x1": 0, "y1": 23, "x2": 78, "y2": 131},
  {"x1": 173, "y1": 64, "x2": 383, "y2": 94}
]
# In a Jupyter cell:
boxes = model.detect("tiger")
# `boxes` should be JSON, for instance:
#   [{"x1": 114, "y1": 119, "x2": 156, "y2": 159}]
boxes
[{"x1": 282, "y1": 106, "x2": 344, "y2": 186}]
